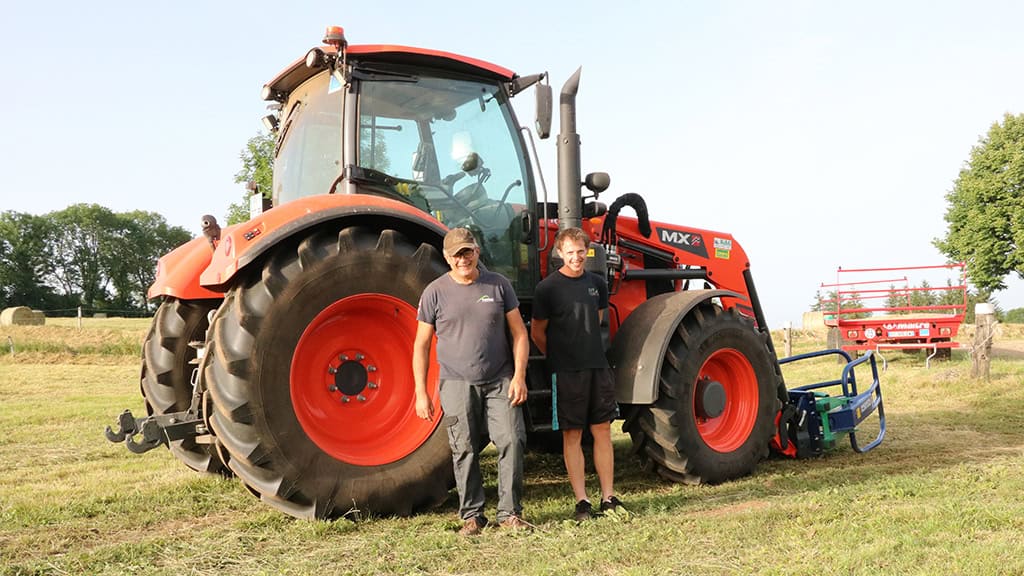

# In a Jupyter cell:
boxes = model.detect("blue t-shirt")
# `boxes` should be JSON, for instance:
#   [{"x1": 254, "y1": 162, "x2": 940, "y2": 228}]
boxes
[{"x1": 417, "y1": 269, "x2": 520, "y2": 383}]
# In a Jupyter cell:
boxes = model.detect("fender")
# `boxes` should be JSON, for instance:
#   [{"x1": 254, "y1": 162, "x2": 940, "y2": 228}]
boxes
[
  {"x1": 147, "y1": 236, "x2": 225, "y2": 301},
  {"x1": 609, "y1": 289, "x2": 745, "y2": 405},
  {"x1": 200, "y1": 194, "x2": 448, "y2": 289}
]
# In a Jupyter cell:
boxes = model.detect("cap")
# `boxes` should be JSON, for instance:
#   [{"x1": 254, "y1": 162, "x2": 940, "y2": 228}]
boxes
[{"x1": 443, "y1": 227, "x2": 478, "y2": 256}]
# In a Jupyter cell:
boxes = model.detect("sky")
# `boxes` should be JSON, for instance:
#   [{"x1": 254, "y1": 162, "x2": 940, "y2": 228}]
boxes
[{"x1": 3, "y1": 0, "x2": 1023, "y2": 327}]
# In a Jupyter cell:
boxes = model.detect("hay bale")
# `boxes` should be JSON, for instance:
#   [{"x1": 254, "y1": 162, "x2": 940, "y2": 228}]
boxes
[{"x1": 1, "y1": 306, "x2": 46, "y2": 326}]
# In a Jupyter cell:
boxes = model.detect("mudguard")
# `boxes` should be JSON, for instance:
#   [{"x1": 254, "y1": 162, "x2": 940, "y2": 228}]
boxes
[
  {"x1": 609, "y1": 289, "x2": 744, "y2": 405},
  {"x1": 199, "y1": 194, "x2": 448, "y2": 289},
  {"x1": 147, "y1": 237, "x2": 224, "y2": 300}
]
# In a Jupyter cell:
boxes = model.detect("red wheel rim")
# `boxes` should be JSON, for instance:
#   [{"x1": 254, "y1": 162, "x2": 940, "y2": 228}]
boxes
[
  {"x1": 693, "y1": 348, "x2": 758, "y2": 453},
  {"x1": 290, "y1": 294, "x2": 440, "y2": 466}
]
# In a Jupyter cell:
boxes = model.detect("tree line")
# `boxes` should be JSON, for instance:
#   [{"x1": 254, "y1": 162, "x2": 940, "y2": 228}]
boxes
[{"x1": 0, "y1": 204, "x2": 191, "y2": 314}]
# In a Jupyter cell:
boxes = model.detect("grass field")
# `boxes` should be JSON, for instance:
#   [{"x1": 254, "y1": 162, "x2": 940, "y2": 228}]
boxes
[{"x1": 2, "y1": 319, "x2": 1023, "y2": 575}]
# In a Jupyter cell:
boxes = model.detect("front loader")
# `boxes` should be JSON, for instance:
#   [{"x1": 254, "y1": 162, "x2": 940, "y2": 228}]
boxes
[{"x1": 106, "y1": 26, "x2": 885, "y2": 519}]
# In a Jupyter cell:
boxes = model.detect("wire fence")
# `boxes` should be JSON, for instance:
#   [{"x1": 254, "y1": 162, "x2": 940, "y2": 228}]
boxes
[{"x1": 35, "y1": 307, "x2": 154, "y2": 319}]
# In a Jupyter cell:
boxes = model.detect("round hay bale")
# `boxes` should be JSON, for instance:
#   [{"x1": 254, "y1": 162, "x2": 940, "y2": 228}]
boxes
[{"x1": 1, "y1": 306, "x2": 46, "y2": 326}]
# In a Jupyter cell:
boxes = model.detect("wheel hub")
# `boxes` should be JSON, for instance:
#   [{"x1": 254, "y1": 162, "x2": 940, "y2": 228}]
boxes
[
  {"x1": 696, "y1": 376, "x2": 726, "y2": 419},
  {"x1": 334, "y1": 358, "x2": 369, "y2": 397}
]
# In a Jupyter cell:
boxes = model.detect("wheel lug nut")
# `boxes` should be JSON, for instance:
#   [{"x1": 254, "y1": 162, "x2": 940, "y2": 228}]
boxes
[
  {"x1": 367, "y1": 365, "x2": 377, "y2": 372},
  {"x1": 339, "y1": 354, "x2": 348, "y2": 361},
  {"x1": 341, "y1": 396, "x2": 351, "y2": 403},
  {"x1": 357, "y1": 395, "x2": 367, "y2": 402},
  {"x1": 328, "y1": 367, "x2": 337, "y2": 375},
  {"x1": 328, "y1": 385, "x2": 338, "y2": 392},
  {"x1": 367, "y1": 382, "x2": 378, "y2": 390},
  {"x1": 355, "y1": 353, "x2": 365, "y2": 361}
]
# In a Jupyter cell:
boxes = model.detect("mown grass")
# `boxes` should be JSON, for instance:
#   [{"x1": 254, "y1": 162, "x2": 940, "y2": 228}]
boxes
[
  {"x1": 1, "y1": 323, "x2": 1023, "y2": 575},
  {"x1": 0, "y1": 318, "x2": 148, "y2": 363}
]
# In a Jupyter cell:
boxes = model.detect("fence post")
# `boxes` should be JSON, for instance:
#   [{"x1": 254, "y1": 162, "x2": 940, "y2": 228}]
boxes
[
  {"x1": 77, "y1": 306, "x2": 83, "y2": 330},
  {"x1": 971, "y1": 303, "x2": 994, "y2": 380},
  {"x1": 783, "y1": 321, "x2": 792, "y2": 358}
]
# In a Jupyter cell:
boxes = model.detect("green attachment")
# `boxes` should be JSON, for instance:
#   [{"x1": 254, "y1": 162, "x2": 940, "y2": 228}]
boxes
[{"x1": 813, "y1": 392, "x2": 851, "y2": 451}]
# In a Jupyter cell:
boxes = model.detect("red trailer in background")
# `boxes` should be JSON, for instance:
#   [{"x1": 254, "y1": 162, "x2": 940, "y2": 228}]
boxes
[{"x1": 822, "y1": 263, "x2": 968, "y2": 367}]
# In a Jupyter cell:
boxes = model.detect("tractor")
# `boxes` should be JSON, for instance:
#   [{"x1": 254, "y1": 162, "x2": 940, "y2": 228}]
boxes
[{"x1": 106, "y1": 26, "x2": 886, "y2": 519}]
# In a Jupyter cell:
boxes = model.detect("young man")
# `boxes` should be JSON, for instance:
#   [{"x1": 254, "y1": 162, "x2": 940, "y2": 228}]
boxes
[
  {"x1": 531, "y1": 227, "x2": 624, "y2": 521},
  {"x1": 412, "y1": 227, "x2": 531, "y2": 535}
]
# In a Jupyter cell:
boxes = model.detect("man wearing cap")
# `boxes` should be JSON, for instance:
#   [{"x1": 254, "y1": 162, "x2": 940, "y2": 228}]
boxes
[{"x1": 412, "y1": 227, "x2": 530, "y2": 535}]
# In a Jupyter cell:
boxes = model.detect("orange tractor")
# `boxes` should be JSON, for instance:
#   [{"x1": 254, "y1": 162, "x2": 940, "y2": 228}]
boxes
[{"x1": 107, "y1": 26, "x2": 885, "y2": 519}]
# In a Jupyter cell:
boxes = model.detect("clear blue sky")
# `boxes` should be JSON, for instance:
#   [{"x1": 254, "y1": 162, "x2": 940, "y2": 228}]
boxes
[{"x1": 3, "y1": 0, "x2": 1022, "y2": 326}]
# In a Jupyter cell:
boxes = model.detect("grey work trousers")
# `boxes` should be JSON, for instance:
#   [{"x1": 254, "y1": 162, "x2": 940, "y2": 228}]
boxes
[{"x1": 439, "y1": 377, "x2": 526, "y2": 522}]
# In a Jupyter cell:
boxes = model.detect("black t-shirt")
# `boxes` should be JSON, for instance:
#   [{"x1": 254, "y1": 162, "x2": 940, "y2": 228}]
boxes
[{"x1": 532, "y1": 270, "x2": 609, "y2": 370}]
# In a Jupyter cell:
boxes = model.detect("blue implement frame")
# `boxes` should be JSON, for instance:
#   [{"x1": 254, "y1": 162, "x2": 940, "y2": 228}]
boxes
[{"x1": 778, "y1": 349, "x2": 886, "y2": 455}]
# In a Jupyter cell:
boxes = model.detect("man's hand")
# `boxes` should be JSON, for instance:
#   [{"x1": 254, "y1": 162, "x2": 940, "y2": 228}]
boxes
[
  {"x1": 508, "y1": 375, "x2": 528, "y2": 406},
  {"x1": 415, "y1": 390, "x2": 434, "y2": 421}
]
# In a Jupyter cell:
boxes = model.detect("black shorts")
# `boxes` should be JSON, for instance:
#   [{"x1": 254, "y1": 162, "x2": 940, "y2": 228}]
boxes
[{"x1": 553, "y1": 368, "x2": 618, "y2": 430}]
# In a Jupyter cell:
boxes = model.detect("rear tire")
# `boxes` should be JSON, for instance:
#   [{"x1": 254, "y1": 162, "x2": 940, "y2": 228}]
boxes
[
  {"x1": 205, "y1": 226, "x2": 454, "y2": 519},
  {"x1": 626, "y1": 303, "x2": 779, "y2": 484},
  {"x1": 140, "y1": 298, "x2": 228, "y2": 474}
]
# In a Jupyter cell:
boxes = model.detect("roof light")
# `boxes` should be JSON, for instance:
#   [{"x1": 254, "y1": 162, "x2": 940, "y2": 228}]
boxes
[
  {"x1": 262, "y1": 114, "x2": 279, "y2": 132},
  {"x1": 323, "y1": 25, "x2": 346, "y2": 48}
]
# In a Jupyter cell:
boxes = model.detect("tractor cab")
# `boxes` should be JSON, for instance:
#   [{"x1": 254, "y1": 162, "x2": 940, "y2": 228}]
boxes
[{"x1": 262, "y1": 27, "x2": 548, "y2": 291}]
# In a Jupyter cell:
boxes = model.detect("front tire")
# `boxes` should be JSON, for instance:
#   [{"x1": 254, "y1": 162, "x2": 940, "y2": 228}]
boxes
[
  {"x1": 205, "y1": 226, "x2": 454, "y2": 519},
  {"x1": 140, "y1": 298, "x2": 228, "y2": 474},
  {"x1": 626, "y1": 303, "x2": 779, "y2": 484}
]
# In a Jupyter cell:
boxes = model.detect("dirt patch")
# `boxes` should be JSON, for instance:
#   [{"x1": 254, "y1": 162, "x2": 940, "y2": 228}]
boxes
[{"x1": 991, "y1": 339, "x2": 1024, "y2": 359}]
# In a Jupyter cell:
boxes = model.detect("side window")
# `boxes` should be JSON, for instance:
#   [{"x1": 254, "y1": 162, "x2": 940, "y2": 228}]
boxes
[{"x1": 273, "y1": 73, "x2": 343, "y2": 205}]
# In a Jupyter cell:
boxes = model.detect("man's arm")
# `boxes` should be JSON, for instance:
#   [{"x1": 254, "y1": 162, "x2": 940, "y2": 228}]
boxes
[
  {"x1": 412, "y1": 321, "x2": 436, "y2": 420},
  {"x1": 505, "y1": 309, "x2": 529, "y2": 406},
  {"x1": 530, "y1": 317, "x2": 549, "y2": 355}
]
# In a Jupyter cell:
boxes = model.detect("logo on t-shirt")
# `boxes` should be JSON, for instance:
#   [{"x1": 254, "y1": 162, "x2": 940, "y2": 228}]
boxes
[
  {"x1": 588, "y1": 287, "x2": 599, "y2": 297},
  {"x1": 477, "y1": 295, "x2": 495, "y2": 303}
]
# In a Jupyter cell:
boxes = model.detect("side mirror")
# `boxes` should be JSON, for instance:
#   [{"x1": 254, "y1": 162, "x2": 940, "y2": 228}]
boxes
[
  {"x1": 584, "y1": 172, "x2": 610, "y2": 194},
  {"x1": 535, "y1": 83, "x2": 552, "y2": 139}
]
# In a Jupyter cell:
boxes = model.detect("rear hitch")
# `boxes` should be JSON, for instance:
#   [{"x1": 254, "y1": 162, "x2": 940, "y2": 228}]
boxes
[{"x1": 105, "y1": 409, "x2": 206, "y2": 454}]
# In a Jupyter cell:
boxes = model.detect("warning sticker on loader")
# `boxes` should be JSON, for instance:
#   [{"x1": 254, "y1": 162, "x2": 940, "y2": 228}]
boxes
[{"x1": 713, "y1": 238, "x2": 732, "y2": 259}]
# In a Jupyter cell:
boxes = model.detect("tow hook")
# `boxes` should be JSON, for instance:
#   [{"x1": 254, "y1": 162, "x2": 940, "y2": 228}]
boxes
[{"x1": 105, "y1": 409, "x2": 204, "y2": 454}]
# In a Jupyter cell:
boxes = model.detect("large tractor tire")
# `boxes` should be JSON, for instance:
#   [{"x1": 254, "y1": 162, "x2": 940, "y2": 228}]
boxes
[
  {"x1": 140, "y1": 298, "x2": 229, "y2": 475},
  {"x1": 204, "y1": 226, "x2": 454, "y2": 520},
  {"x1": 626, "y1": 302, "x2": 780, "y2": 484}
]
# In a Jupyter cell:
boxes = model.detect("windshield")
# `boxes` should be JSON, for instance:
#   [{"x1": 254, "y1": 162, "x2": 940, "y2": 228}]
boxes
[{"x1": 357, "y1": 73, "x2": 532, "y2": 289}]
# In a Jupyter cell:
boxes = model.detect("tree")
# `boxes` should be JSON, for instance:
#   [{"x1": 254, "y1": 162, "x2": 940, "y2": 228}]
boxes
[
  {"x1": 908, "y1": 280, "x2": 937, "y2": 309},
  {"x1": 884, "y1": 284, "x2": 909, "y2": 314},
  {"x1": 810, "y1": 290, "x2": 869, "y2": 318},
  {"x1": 107, "y1": 210, "x2": 192, "y2": 310},
  {"x1": 1006, "y1": 308, "x2": 1024, "y2": 323},
  {"x1": 0, "y1": 211, "x2": 64, "y2": 310},
  {"x1": 45, "y1": 204, "x2": 125, "y2": 308},
  {"x1": 935, "y1": 112, "x2": 1024, "y2": 297},
  {"x1": 226, "y1": 131, "x2": 275, "y2": 225}
]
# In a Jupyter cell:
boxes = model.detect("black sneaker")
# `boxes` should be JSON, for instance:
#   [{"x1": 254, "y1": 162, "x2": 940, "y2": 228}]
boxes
[
  {"x1": 600, "y1": 496, "x2": 625, "y2": 513},
  {"x1": 574, "y1": 499, "x2": 593, "y2": 521}
]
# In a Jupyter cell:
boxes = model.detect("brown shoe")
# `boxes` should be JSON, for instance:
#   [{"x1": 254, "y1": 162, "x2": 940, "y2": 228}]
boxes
[
  {"x1": 458, "y1": 516, "x2": 487, "y2": 536},
  {"x1": 499, "y1": 515, "x2": 530, "y2": 530}
]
